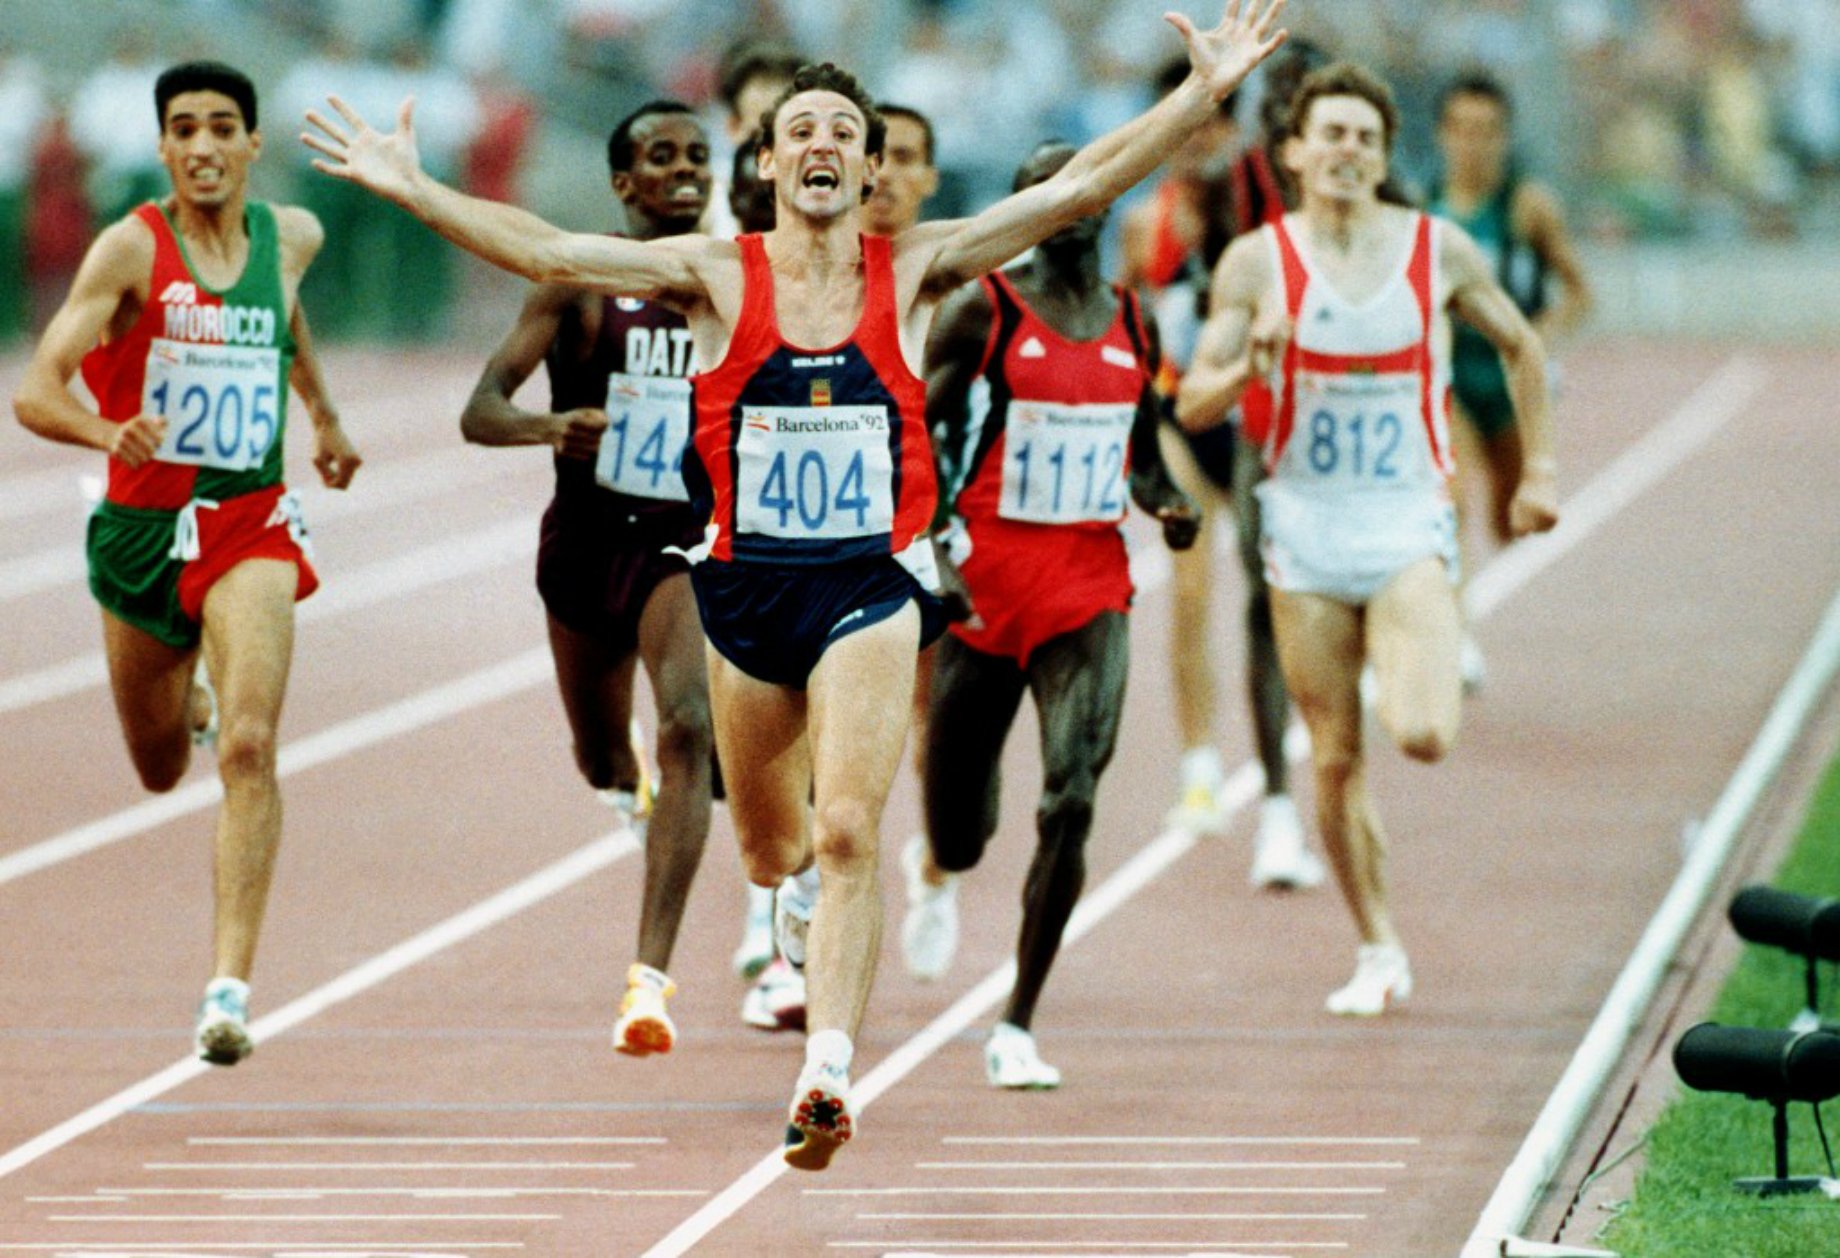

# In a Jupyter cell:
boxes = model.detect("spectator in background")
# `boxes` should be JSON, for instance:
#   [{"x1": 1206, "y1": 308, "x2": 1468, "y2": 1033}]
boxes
[
  {"x1": 703, "y1": 41, "x2": 803, "y2": 237},
  {"x1": 462, "y1": 60, "x2": 536, "y2": 205},
  {"x1": 69, "y1": 26, "x2": 165, "y2": 228},
  {"x1": 26, "y1": 110, "x2": 91, "y2": 332},
  {"x1": 0, "y1": 43, "x2": 51, "y2": 341}
]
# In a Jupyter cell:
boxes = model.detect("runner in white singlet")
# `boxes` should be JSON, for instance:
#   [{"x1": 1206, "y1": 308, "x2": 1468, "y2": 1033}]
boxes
[{"x1": 1177, "y1": 62, "x2": 1559, "y2": 1017}]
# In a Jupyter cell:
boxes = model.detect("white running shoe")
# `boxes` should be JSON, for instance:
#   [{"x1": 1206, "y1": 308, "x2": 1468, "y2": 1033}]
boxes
[
  {"x1": 900, "y1": 835, "x2": 959, "y2": 981},
  {"x1": 774, "y1": 869, "x2": 817, "y2": 970},
  {"x1": 612, "y1": 963, "x2": 677, "y2": 1057},
  {"x1": 1460, "y1": 635, "x2": 1488, "y2": 695},
  {"x1": 740, "y1": 957, "x2": 807, "y2": 1032},
  {"x1": 193, "y1": 978, "x2": 252, "y2": 1066},
  {"x1": 732, "y1": 884, "x2": 776, "y2": 980},
  {"x1": 1358, "y1": 662, "x2": 1378, "y2": 711},
  {"x1": 189, "y1": 663, "x2": 219, "y2": 751},
  {"x1": 1249, "y1": 795, "x2": 1325, "y2": 891},
  {"x1": 1166, "y1": 747, "x2": 1229, "y2": 834},
  {"x1": 783, "y1": 1058, "x2": 854, "y2": 1171},
  {"x1": 1325, "y1": 943, "x2": 1413, "y2": 1016},
  {"x1": 984, "y1": 1022, "x2": 1061, "y2": 1090}
]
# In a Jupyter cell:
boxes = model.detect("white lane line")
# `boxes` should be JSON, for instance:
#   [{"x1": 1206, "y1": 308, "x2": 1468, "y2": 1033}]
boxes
[
  {"x1": 940, "y1": 1138, "x2": 1419, "y2": 1147},
  {"x1": 858, "y1": 1213, "x2": 1364, "y2": 1222},
  {"x1": 1464, "y1": 354, "x2": 1765, "y2": 620},
  {"x1": 0, "y1": 514, "x2": 536, "y2": 716},
  {"x1": 639, "y1": 354, "x2": 1761, "y2": 1257},
  {"x1": 84, "y1": 1188, "x2": 703, "y2": 1198},
  {"x1": 807, "y1": 1189, "x2": 1384, "y2": 1198},
  {"x1": 838, "y1": 1244, "x2": 1350, "y2": 1251},
  {"x1": 0, "y1": 1246, "x2": 525, "y2": 1252},
  {"x1": 186, "y1": 1137, "x2": 662, "y2": 1146},
  {"x1": 0, "y1": 547, "x2": 83, "y2": 601},
  {"x1": 144, "y1": 1162, "x2": 635, "y2": 1171},
  {"x1": 0, "y1": 649, "x2": 550, "y2": 886},
  {"x1": 0, "y1": 828, "x2": 637, "y2": 1181},
  {"x1": 47, "y1": 1212, "x2": 560, "y2": 1222},
  {"x1": 913, "y1": 1162, "x2": 1403, "y2": 1172}
]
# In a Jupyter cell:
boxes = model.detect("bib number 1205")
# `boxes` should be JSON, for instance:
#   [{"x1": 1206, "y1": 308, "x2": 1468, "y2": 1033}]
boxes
[{"x1": 142, "y1": 339, "x2": 282, "y2": 472}]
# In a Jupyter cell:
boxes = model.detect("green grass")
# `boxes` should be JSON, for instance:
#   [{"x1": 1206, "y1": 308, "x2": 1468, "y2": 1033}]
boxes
[{"x1": 1598, "y1": 750, "x2": 1840, "y2": 1257}]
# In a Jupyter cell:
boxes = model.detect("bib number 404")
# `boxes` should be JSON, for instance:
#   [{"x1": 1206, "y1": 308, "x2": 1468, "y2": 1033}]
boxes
[{"x1": 757, "y1": 448, "x2": 874, "y2": 532}]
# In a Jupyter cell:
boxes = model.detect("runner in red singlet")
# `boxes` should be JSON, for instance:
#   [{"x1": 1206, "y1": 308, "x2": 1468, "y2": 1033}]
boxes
[
  {"x1": 902, "y1": 142, "x2": 1197, "y2": 1089},
  {"x1": 1178, "y1": 63, "x2": 1559, "y2": 1016},
  {"x1": 13, "y1": 61, "x2": 358, "y2": 1066},
  {"x1": 303, "y1": 0, "x2": 1291, "y2": 1170},
  {"x1": 459, "y1": 101, "x2": 717, "y2": 1060}
]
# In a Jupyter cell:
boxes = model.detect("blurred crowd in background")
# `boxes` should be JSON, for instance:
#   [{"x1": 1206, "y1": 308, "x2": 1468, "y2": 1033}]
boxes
[{"x1": 2, "y1": 0, "x2": 1838, "y2": 343}]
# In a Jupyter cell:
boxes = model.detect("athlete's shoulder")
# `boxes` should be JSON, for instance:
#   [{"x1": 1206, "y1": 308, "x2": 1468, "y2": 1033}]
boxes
[
  {"x1": 268, "y1": 203, "x2": 326, "y2": 270},
  {"x1": 83, "y1": 209, "x2": 159, "y2": 286}
]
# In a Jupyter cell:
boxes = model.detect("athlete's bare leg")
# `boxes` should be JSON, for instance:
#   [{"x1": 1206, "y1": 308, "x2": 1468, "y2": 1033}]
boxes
[
  {"x1": 1157, "y1": 427, "x2": 1224, "y2": 757},
  {"x1": 923, "y1": 636, "x2": 1029, "y2": 875},
  {"x1": 198, "y1": 558, "x2": 298, "y2": 982},
  {"x1": 706, "y1": 650, "x2": 811, "y2": 894},
  {"x1": 1005, "y1": 612, "x2": 1130, "y2": 1031},
  {"x1": 1232, "y1": 428, "x2": 1290, "y2": 796},
  {"x1": 545, "y1": 614, "x2": 644, "y2": 794},
  {"x1": 802, "y1": 603, "x2": 921, "y2": 1038},
  {"x1": 101, "y1": 613, "x2": 204, "y2": 794},
  {"x1": 631, "y1": 573, "x2": 713, "y2": 971},
  {"x1": 1365, "y1": 558, "x2": 1462, "y2": 765},
  {"x1": 1269, "y1": 588, "x2": 1395, "y2": 945}
]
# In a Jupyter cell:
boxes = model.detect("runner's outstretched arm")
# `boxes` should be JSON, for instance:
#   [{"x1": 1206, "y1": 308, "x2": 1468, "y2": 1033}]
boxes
[
  {"x1": 302, "y1": 97, "x2": 707, "y2": 302},
  {"x1": 912, "y1": 0, "x2": 1290, "y2": 293}
]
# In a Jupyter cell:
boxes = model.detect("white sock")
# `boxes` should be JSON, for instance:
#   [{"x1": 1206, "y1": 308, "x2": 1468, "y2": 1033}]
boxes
[
  {"x1": 205, "y1": 976, "x2": 249, "y2": 1002},
  {"x1": 746, "y1": 882, "x2": 775, "y2": 918},
  {"x1": 628, "y1": 963, "x2": 670, "y2": 991},
  {"x1": 1179, "y1": 746, "x2": 1224, "y2": 790},
  {"x1": 805, "y1": 1029, "x2": 853, "y2": 1072},
  {"x1": 791, "y1": 862, "x2": 822, "y2": 898}
]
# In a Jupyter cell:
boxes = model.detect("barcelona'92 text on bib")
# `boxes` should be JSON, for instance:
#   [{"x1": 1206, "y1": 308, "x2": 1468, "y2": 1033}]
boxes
[
  {"x1": 596, "y1": 372, "x2": 691, "y2": 501},
  {"x1": 735, "y1": 405, "x2": 896, "y2": 539},
  {"x1": 999, "y1": 401, "x2": 1134, "y2": 524},
  {"x1": 141, "y1": 338, "x2": 282, "y2": 472},
  {"x1": 1292, "y1": 370, "x2": 1421, "y2": 485}
]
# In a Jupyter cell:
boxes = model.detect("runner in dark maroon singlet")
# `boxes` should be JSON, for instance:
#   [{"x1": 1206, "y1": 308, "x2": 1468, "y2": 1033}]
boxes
[{"x1": 459, "y1": 101, "x2": 717, "y2": 1060}]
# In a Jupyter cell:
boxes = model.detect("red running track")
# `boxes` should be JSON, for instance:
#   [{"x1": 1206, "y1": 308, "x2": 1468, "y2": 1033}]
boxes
[{"x1": 0, "y1": 340, "x2": 1836, "y2": 1256}]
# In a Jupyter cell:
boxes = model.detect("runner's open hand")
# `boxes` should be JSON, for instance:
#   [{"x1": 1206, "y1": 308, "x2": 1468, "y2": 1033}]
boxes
[
  {"x1": 1165, "y1": 0, "x2": 1290, "y2": 103},
  {"x1": 551, "y1": 408, "x2": 610, "y2": 461},
  {"x1": 303, "y1": 96, "x2": 424, "y2": 206},
  {"x1": 313, "y1": 420, "x2": 362, "y2": 490}
]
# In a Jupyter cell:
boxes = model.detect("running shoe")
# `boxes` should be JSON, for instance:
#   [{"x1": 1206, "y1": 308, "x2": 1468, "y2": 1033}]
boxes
[
  {"x1": 732, "y1": 884, "x2": 776, "y2": 980},
  {"x1": 900, "y1": 834, "x2": 958, "y2": 981},
  {"x1": 189, "y1": 663, "x2": 219, "y2": 751},
  {"x1": 612, "y1": 963, "x2": 677, "y2": 1057},
  {"x1": 740, "y1": 957, "x2": 806, "y2": 1032},
  {"x1": 1460, "y1": 635, "x2": 1489, "y2": 695},
  {"x1": 193, "y1": 978, "x2": 252, "y2": 1066},
  {"x1": 1325, "y1": 943, "x2": 1413, "y2": 1016},
  {"x1": 774, "y1": 869, "x2": 817, "y2": 970},
  {"x1": 1165, "y1": 748, "x2": 1228, "y2": 834},
  {"x1": 984, "y1": 1021, "x2": 1061, "y2": 1090},
  {"x1": 595, "y1": 787, "x2": 644, "y2": 835},
  {"x1": 1249, "y1": 794, "x2": 1326, "y2": 891},
  {"x1": 783, "y1": 1057, "x2": 854, "y2": 1171}
]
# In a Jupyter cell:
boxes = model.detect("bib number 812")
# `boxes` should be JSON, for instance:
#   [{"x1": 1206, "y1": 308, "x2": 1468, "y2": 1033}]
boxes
[{"x1": 1307, "y1": 409, "x2": 1403, "y2": 479}]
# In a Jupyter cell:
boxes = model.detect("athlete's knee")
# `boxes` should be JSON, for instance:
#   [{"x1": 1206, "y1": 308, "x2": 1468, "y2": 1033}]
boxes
[
  {"x1": 1037, "y1": 766, "x2": 1098, "y2": 842},
  {"x1": 652, "y1": 693, "x2": 713, "y2": 773},
  {"x1": 812, "y1": 796, "x2": 878, "y2": 869},
  {"x1": 216, "y1": 715, "x2": 279, "y2": 784},
  {"x1": 1388, "y1": 712, "x2": 1455, "y2": 765}
]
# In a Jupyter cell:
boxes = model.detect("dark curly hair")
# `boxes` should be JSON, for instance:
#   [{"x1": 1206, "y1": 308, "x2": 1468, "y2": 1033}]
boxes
[
  {"x1": 758, "y1": 62, "x2": 886, "y2": 160},
  {"x1": 155, "y1": 60, "x2": 257, "y2": 132}
]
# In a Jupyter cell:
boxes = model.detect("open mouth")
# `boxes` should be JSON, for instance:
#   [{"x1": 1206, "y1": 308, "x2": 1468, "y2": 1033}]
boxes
[{"x1": 802, "y1": 168, "x2": 839, "y2": 191}]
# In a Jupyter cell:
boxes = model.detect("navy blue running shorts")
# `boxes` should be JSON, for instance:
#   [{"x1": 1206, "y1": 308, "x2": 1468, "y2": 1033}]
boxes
[{"x1": 691, "y1": 556, "x2": 948, "y2": 690}]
